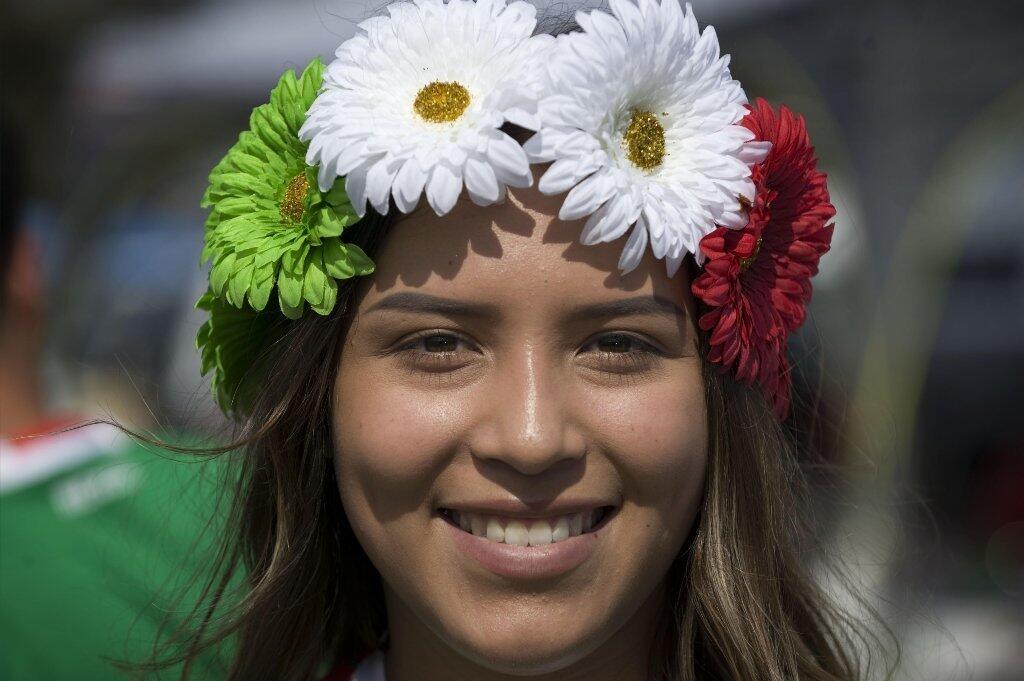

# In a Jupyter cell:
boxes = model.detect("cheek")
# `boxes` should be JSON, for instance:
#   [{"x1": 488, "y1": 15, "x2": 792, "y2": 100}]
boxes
[
  {"x1": 332, "y1": 356, "x2": 465, "y2": 539},
  {"x1": 588, "y1": 368, "x2": 707, "y2": 540}
]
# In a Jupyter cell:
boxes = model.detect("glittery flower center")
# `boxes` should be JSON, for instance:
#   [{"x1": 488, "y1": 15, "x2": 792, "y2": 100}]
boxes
[
  {"x1": 414, "y1": 81, "x2": 471, "y2": 123},
  {"x1": 280, "y1": 173, "x2": 310, "y2": 223},
  {"x1": 623, "y1": 110, "x2": 666, "y2": 171},
  {"x1": 739, "y1": 236, "x2": 763, "y2": 271}
]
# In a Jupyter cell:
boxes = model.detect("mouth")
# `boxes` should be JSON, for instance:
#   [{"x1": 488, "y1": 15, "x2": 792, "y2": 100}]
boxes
[{"x1": 437, "y1": 506, "x2": 617, "y2": 547}]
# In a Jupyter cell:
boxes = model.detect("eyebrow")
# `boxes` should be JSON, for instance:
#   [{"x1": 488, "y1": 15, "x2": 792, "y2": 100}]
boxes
[{"x1": 364, "y1": 292, "x2": 687, "y2": 322}]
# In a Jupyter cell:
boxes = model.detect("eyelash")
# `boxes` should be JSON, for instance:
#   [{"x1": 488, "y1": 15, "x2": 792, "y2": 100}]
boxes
[{"x1": 395, "y1": 330, "x2": 662, "y2": 374}]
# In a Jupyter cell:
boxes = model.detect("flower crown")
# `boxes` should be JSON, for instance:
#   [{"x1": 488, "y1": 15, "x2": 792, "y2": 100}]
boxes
[{"x1": 198, "y1": 0, "x2": 835, "y2": 420}]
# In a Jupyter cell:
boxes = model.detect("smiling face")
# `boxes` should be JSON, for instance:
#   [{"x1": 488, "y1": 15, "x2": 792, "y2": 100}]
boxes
[{"x1": 331, "y1": 185, "x2": 708, "y2": 678}]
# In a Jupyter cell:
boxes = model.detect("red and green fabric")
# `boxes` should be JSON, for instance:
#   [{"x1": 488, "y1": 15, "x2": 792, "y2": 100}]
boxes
[{"x1": 0, "y1": 420, "x2": 234, "y2": 680}]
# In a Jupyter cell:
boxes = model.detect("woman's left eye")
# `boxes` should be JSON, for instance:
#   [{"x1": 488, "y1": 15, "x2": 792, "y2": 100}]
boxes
[{"x1": 579, "y1": 333, "x2": 662, "y2": 373}]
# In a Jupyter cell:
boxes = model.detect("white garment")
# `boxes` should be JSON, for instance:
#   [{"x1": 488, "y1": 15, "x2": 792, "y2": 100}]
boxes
[{"x1": 351, "y1": 649, "x2": 386, "y2": 681}]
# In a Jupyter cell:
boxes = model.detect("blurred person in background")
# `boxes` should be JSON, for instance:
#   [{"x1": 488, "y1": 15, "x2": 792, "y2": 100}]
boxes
[{"x1": 0, "y1": 113, "x2": 230, "y2": 679}]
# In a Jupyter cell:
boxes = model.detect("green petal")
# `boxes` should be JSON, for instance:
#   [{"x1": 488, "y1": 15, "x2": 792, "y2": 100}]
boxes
[
  {"x1": 210, "y1": 251, "x2": 237, "y2": 297},
  {"x1": 214, "y1": 196, "x2": 259, "y2": 217},
  {"x1": 227, "y1": 259, "x2": 256, "y2": 308},
  {"x1": 344, "y1": 243, "x2": 375, "y2": 275},
  {"x1": 212, "y1": 172, "x2": 261, "y2": 198},
  {"x1": 278, "y1": 259, "x2": 305, "y2": 309},
  {"x1": 251, "y1": 107, "x2": 290, "y2": 155},
  {"x1": 311, "y1": 275, "x2": 337, "y2": 316},
  {"x1": 249, "y1": 262, "x2": 276, "y2": 311},
  {"x1": 270, "y1": 69, "x2": 298, "y2": 110},
  {"x1": 323, "y1": 179, "x2": 354, "y2": 211},
  {"x1": 229, "y1": 152, "x2": 266, "y2": 178},
  {"x1": 254, "y1": 240, "x2": 295, "y2": 269},
  {"x1": 282, "y1": 242, "x2": 310, "y2": 274},
  {"x1": 298, "y1": 58, "x2": 324, "y2": 103},
  {"x1": 236, "y1": 130, "x2": 269, "y2": 160},
  {"x1": 195, "y1": 291, "x2": 285, "y2": 414},
  {"x1": 278, "y1": 295, "x2": 304, "y2": 320},
  {"x1": 322, "y1": 238, "x2": 354, "y2": 279},
  {"x1": 303, "y1": 249, "x2": 328, "y2": 307}
]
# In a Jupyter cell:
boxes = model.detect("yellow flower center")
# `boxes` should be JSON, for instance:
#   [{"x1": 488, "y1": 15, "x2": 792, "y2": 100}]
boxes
[
  {"x1": 280, "y1": 173, "x2": 310, "y2": 223},
  {"x1": 413, "y1": 81, "x2": 471, "y2": 123},
  {"x1": 623, "y1": 110, "x2": 666, "y2": 171},
  {"x1": 739, "y1": 236, "x2": 763, "y2": 271}
]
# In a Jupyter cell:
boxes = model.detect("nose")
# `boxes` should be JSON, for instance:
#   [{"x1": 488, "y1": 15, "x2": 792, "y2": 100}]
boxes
[{"x1": 468, "y1": 345, "x2": 587, "y2": 476}]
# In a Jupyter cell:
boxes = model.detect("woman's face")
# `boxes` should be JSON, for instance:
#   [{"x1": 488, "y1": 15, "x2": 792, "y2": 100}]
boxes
[{"x1": 332, "y1": 185, "x2": 707, "y2": 677}]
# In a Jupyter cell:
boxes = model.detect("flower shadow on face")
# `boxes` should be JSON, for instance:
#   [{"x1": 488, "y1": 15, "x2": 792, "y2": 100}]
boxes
[{"x1": 365, "y1": 182, "x2": 662, "y2": 298}]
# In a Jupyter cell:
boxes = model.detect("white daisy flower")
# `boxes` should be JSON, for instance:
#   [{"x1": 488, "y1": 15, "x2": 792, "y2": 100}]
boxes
[
  {"x1": 525, "y1": 0, "x2": 771, "y2": 276},
  {"x1": 299, "y1": 0, "x2": 551, "y2": 217}
]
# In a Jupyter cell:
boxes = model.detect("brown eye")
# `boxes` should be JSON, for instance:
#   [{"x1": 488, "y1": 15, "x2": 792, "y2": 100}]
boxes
[
  {"x1": 596, "y1": 334, "x2": 637, "y2": 353},
  {"x1": 395, "y1": 331, "x2": 478, "y2": 377},
  {"x1": 578, "y1": 332, "x2": 662, "y2": 376},
  {"x1": 422, "y1": 334, "x2": 459, "y2": 353}
]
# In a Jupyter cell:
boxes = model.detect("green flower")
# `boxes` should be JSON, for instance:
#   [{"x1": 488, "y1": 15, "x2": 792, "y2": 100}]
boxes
[
  {"x1": 201, "y1": 57, "x2": 374, "y2": 320},
  {"x1": 196, "y1": 291, "x2": 284, "y2": 414}
]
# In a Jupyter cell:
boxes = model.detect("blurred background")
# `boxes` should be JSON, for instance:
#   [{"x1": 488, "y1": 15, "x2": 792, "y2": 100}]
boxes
[{"x1": 1, "y1": 0, "x2": 1022, "y2": 678}]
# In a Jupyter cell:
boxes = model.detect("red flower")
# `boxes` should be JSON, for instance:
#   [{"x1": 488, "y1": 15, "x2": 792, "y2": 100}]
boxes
[{"x1": 691, "y1": 99, "x2": 835, "y2": 419}]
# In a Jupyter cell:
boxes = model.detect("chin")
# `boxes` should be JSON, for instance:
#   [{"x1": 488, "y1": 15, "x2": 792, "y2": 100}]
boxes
[{"x1": 443, "y1": 617, "x2": 605, "y2": 676}]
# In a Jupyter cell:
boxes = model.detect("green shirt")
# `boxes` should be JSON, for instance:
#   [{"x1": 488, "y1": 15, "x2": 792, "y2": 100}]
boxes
[{"x1": 1, "y1": 422, "x2": 233, "y2": 679}]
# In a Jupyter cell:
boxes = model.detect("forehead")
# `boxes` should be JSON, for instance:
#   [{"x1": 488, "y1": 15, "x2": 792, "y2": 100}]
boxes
[{"x1": 358, "y1": 185, "x2": 692, "y2": 310}]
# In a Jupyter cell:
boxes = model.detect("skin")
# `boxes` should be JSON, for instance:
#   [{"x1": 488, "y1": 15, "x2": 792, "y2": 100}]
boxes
[{"x1": 332, "y1": 184, "x2": 708, "y2": 681}]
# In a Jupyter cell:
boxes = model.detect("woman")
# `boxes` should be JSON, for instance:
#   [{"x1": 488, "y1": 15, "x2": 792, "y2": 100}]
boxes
[{"x1": 174, "y1": 0, "x2": 883, "y2": 678}]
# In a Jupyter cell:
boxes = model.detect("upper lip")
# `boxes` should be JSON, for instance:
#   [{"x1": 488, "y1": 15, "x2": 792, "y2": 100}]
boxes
[{"x1": 437, "y1": 497, "x2": 618, "y2": 519}]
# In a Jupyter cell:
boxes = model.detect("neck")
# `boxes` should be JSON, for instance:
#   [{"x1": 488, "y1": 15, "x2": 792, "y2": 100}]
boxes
[{"x1": 383, "y1": 581, "x2": 664, "y2": 681}]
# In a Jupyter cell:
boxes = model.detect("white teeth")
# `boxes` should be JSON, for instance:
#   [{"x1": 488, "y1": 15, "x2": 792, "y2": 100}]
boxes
[
  {"x1": 486, "y1": 518, "x2": 505, "y2": 542},
  {"x1": 552, "y1": 517, "x2": 570, "y2": 542},
  {"x1": 504, "y1": 521, "x2": 530, "y2": 546},
  {"x1": 528, "y1": 520, "x2": 553, "y2": 546},
  {"x1": 447, "y1": 509, "x2": 611, "y2": 546}
]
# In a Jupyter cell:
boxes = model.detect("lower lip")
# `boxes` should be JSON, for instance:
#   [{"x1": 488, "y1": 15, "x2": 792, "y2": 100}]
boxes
[{"x1": 444, "y1": 517, "x2": 605, "y2": 580}]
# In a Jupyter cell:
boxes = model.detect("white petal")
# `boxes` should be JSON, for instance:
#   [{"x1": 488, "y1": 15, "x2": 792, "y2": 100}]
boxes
[
  {"x1": 345, "y1": 164, "x2": 371, "y2": 217},
  {"x1": 539, "y1": 158, "x2": 589, "y2": 195},
  {"x1": 665, "y1": 248, "x2": 686, "y2": 279},
  {"x1": 618, "y1": 220, "x2": 649, "y2": 273},
  {"x1": 426, "y1": 163, "x2": 462, "y2": 216},
  {"x1": 486, "y1": 134, "x2": 532, "y2": 187},
  {"x1": 559, "y1": 172, "x2": 615, "y2": 221},
  {"x1": 317, "y1": 154, "x2": 339, "y2": 193},
  {"x1": 365, "y1": 157, "x2": 401, "y2": 215},
  {"x1": 579, "y1": 195, "x2": 634, "y2": 246},
  {"x1": 740, "y1": 140, "x2": 772, "y2": 164},
  {"x1": 394, "y1": 158, "x2": 427, "y2": 214},
  {"x1": 522, "y1": 128, "x2": 567, "y2": 162},
  {"x1": 503, "y1": 107, "x2": 541, "y2": 131},
  {"x1": 464, "y1": 157, "x2": 500, "y2": 204},
  {"x1": 579, "y1": 203, "x2": 611, "y2": 245}
]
